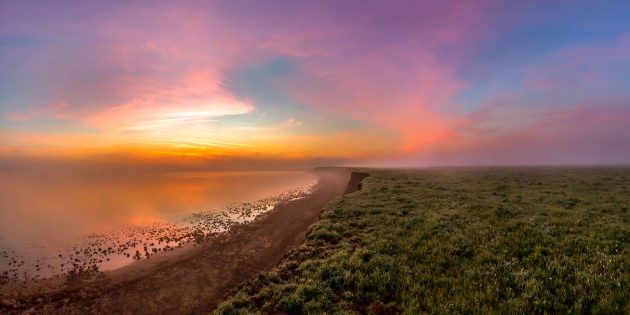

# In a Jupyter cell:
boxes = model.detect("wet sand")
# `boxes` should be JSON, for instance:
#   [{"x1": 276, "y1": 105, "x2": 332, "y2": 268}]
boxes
[{"x1": 1, "y1": 167, "x2": 352, "y2": 314}]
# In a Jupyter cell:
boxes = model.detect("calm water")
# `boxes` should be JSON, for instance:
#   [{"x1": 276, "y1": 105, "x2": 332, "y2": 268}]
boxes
[{"x1": 0, "y1": 170, "x2": 316, "y2": 280}]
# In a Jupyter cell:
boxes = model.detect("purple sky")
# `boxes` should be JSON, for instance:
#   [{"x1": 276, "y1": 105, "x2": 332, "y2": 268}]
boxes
[{"x1": 1, "y1": 0, "x2": 629, "y2": 167}]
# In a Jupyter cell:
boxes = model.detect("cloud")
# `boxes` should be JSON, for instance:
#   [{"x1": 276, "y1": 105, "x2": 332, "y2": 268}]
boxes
[
  {"x1": 1, "y1": 1, "x2": 629, "y2": 165},
  {"x1": 416, "y1": 36, "x2": 630, "y2": 165}
]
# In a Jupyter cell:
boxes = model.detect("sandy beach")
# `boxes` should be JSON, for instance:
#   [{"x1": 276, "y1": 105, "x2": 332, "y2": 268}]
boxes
[{"x1": 1, "y1": 167, "x2": 355, "y2": 313}]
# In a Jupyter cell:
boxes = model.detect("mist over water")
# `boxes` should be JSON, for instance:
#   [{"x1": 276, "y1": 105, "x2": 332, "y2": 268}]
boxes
[{"x1": 0, "y1": 168, "x2": 316, "y2": 280}]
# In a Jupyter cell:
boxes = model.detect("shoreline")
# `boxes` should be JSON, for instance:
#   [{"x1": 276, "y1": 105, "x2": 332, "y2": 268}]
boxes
[
  {"x1": 1, "y1": 167, "x2": 354, "y2": 313},
  {"x1": 0, "y1": 172, "x2": 316, "y2": 297}
]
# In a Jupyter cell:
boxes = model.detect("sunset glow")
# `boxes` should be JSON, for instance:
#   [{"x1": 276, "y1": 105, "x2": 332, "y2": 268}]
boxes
[
  {"x1": 1, "y1": 2, "x2": 629, "y2": 312},
  {"x1": 1, "y1": 1, "x2": 629, "y2": 167}
]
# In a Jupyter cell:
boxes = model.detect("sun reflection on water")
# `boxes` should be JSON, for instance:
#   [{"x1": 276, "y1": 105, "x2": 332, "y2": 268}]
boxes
[{"x1": 0, "y1": 171, "x2": 316, "y2": 285}]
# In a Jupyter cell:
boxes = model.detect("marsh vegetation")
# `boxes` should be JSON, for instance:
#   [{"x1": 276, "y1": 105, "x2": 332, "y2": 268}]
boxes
[{"x1": 216, "y1": 167, "x2": 629, "y2": 314}]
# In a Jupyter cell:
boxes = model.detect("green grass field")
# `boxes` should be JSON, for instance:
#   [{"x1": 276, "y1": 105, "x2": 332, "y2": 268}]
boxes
[{"x1": 215, "y1": 167, "x2": 629, "y2": 314}]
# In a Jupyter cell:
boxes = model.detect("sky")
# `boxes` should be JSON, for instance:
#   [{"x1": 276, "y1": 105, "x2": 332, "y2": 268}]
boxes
[{"x1": 1, "y1": 0, "x2": 629, "y2": 169}]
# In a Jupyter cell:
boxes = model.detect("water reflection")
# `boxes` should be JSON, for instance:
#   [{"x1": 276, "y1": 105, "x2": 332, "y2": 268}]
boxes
[{"x1": 0, "y1": 170, "x2": 316, "y2": 281}]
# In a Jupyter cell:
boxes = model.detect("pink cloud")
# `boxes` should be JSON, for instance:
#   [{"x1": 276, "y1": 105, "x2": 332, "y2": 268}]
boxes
[
  {"x1": 2, "y1": 1, "x2": 628, "y2": 164},
  {"x1": 2, "y1": 1, "x2": 499, "y2": 154},
  {"x1": 388, "y1": 33, "x2": 630, "y2": 165},
  {"x1": 262, "y1": 2, "x2": 498, "y2": 152}
]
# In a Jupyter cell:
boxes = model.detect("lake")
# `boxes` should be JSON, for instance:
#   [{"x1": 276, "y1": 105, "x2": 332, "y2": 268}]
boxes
[{"x1": 0, "y1": 169, "x2": 316, "y2": 280}]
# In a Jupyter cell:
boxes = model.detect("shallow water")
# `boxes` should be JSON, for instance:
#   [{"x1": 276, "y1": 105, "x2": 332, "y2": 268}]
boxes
[{"x1": 0, "y1": 170, "x2": 316, "y2": 281}]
